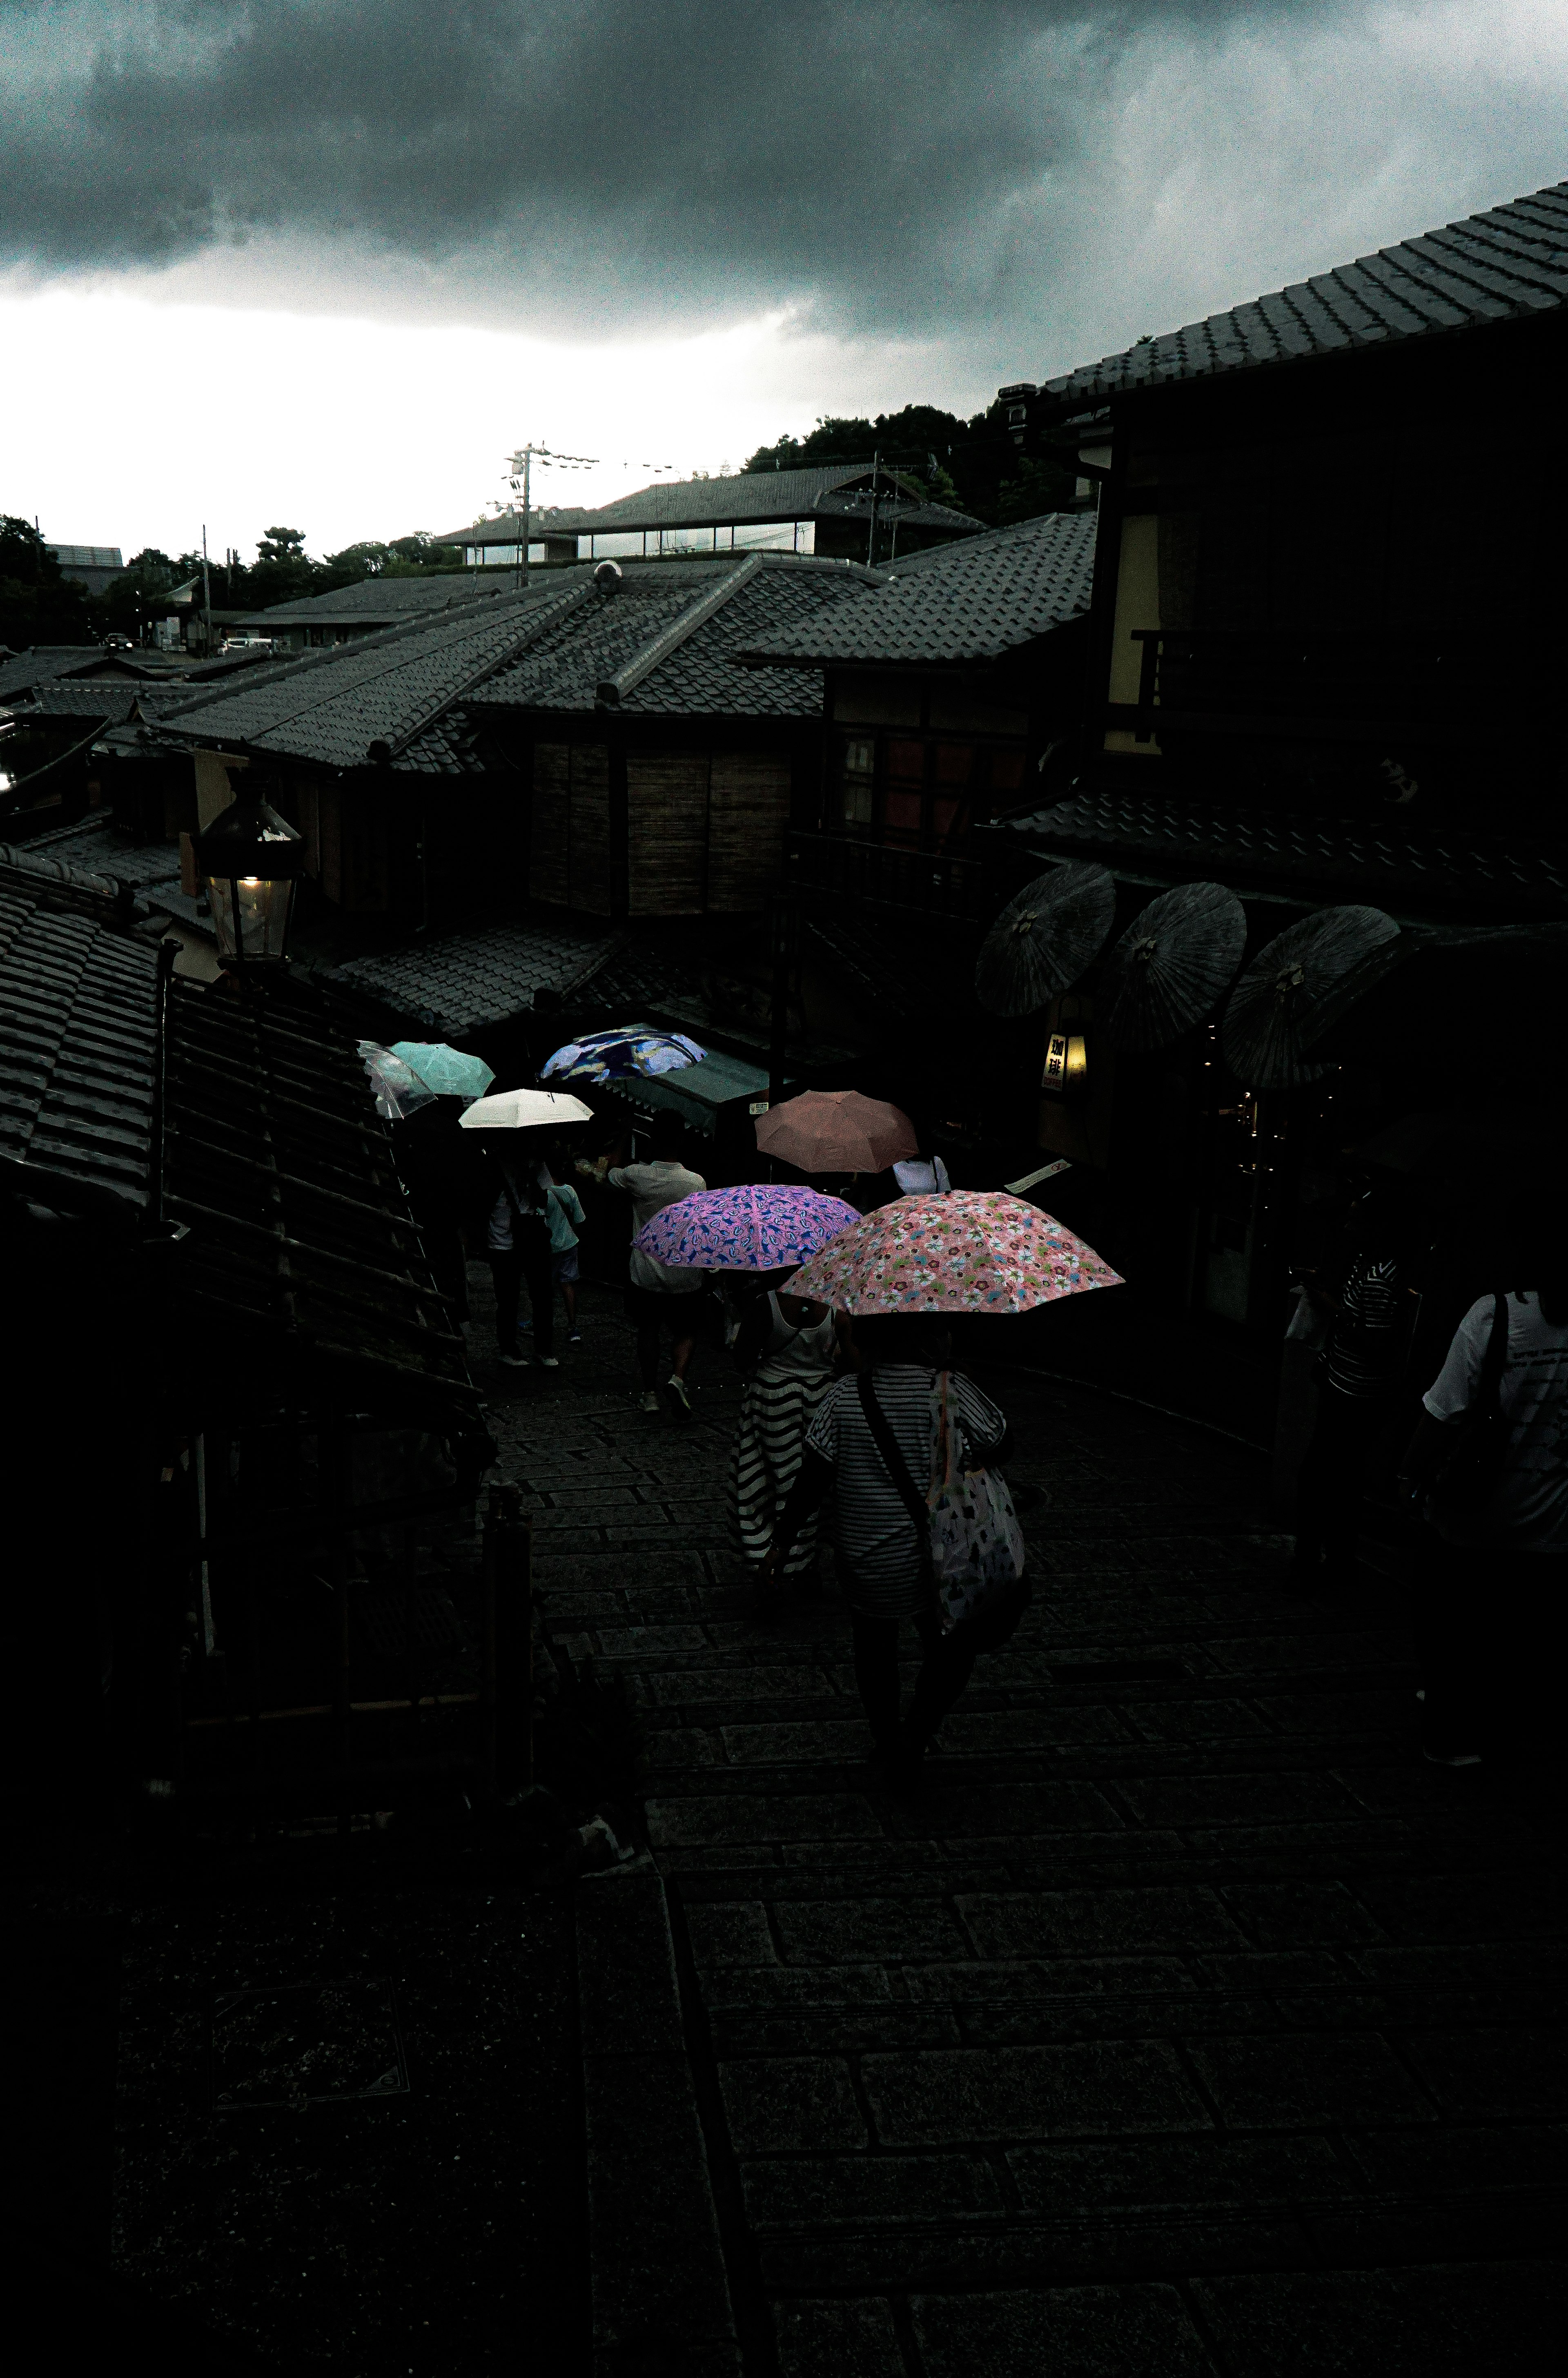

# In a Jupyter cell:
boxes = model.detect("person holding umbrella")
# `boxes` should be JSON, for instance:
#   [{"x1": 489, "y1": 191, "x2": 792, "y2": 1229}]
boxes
[
  {"x1": 457, "y1": 1088, "x2": 594, "y2": 1373},
  {"x1": 760, "y1": 1190, "x2": 1121, "y2": 1786},
  {"x1": 604, "y1": 1108, "x2": 708, "y2": 1419},
  {"x1": 634, "y1": 1181, "x2": 861, "y2": 1595}
]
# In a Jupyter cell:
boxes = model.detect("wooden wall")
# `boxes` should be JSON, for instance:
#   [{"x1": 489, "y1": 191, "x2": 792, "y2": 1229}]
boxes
[{"x1": 531, "y1": 740, "x2": 791, "y2": 916}]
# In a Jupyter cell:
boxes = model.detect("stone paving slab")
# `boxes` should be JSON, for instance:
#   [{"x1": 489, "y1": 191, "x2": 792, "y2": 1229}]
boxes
[{"x1": 471, "y1": 1275, "x2": 1566, "y2": 2376}]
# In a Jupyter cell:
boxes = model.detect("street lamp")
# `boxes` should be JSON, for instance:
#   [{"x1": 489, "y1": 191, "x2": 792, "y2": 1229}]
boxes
[{"x1": 194, "y1": 784, "x2": 304, "y2": 974}]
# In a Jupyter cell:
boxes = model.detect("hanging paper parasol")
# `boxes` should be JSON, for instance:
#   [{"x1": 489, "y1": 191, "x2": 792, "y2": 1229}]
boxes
[
  {"x1": 458, "y1": 1087, "x2": 595, "y2": 1131},
  {"x1": 1221, "y1": 906, "x2": 1405, "y2": 1090},
  {"x1": 541, "y1": 1025, "x2": 706, "y2": 1084},
  {"x1": 635, "y1": 1184, "x2": 860, "y2": 1273},
  {"x1": 1098, "y1": 882, "x2": 1248, "y2": 1052},
  {"x1": 755, "y1": 1090, "x2": 918, "y2": 1174},
  {"x1": 974, "y1": 862, "x2": 1116, "y2": 1018},
  {"x1": 786, "y1": 1189, "x2": 1122, "y2": 1315}
]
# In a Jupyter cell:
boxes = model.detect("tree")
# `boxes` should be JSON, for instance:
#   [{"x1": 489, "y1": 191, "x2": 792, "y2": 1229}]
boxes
[
  {"x1": 247, "y1": 526, "x2": 318, "y2": 607},
  {"x1": 991, "y1": 454, "x2": 1081, "y2": 527},
  {"x1": 0, "y1": 515, "x2": 96, "y2": 651},
  {"x1": 741, "y1": 399, "x2": 1069, "y2": 526},
  {"x1": 319, "y1": 532, "x2": 465, "y2": 586}
]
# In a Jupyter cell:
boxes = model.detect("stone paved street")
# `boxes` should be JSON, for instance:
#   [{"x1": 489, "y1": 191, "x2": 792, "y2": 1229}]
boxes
[{"x1": 477, "y1": 1275, "x2": 1564, "y2": 2377}]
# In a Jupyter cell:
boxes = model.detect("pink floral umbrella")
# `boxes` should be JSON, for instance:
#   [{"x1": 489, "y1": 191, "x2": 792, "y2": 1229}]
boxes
[
  {"x1": 785, "y1": 1190, "x2": 1123, "y2": 1314},
  {"x1": 635, "y1": 1183, "x2": 861, "y2": 1272}
]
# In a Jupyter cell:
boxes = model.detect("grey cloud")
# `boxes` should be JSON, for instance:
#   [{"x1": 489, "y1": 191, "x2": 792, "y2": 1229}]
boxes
[{"x1": 2, "y1": 0, "x2": 1312, "y2": 334}]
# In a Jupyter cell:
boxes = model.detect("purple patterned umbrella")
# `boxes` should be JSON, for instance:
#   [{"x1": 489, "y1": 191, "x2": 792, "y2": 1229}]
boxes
[{"x1": 634, "y1": 1184, "x2": 860, "y2": 1273}]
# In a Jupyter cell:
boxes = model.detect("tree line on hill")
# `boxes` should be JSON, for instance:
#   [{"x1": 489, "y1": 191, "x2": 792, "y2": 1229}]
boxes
[{"x1": 742, "y1": 399, "x2": 1074, "y2": 527}]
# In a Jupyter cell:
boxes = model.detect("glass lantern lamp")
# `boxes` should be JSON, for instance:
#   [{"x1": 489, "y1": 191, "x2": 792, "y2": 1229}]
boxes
[
  {"x1": 194, "y1": 785, "x2": 304, "y2": 974},
  {"x1": 1042, "y1": 992, "x2": 1090, "y2": 1099}
]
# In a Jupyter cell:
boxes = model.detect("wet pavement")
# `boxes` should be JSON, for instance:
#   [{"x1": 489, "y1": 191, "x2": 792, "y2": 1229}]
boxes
[{"x1": 481, "y1": 1273, "x2": 1564, "y2": 2377}]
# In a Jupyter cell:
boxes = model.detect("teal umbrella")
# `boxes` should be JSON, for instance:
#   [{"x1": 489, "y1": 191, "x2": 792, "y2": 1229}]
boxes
[
  {"x1": 359, "y1": 1040, "x2": 496, "y2": 1121},
  {"x1": 390, "y1": 1041, "x2": 496, "y2": 1101}
]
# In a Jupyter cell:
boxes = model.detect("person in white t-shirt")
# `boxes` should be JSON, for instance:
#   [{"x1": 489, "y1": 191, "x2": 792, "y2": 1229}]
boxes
[
  {"x1": 1399, "y1": 1269, "x2": 1568, "y2": 1762},
  {"x1": 601, "y1": 1108, "x2": 708, "y2": 1420},
  {"x1": 892, "y1": 1152, "x2": 951, "y2": 1196}
]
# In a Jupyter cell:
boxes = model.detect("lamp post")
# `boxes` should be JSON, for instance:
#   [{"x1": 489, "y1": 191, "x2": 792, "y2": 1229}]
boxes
[{"x1": 193, "y1": 783, "x2": 304, "y2": 976}]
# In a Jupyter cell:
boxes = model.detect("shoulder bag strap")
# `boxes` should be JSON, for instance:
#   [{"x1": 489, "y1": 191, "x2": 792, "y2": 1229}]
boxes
[
  {"x1": 1477, "y1": 1291, "x2": 1510, "y2": 1413},
  {"x1": 856, "y1": 1371, "x2": 934, "y2": 1585}
]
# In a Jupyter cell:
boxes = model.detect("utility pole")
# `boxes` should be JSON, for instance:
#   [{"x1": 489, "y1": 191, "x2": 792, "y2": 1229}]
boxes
[
  {"x1": 501, "y1": 445, "x2": 600, "y2": 589},
  {"x1": 866, "y1": 450, "x2": 881, "y2": 567},
  {"x1": 506, "y1": 448, "x2": 532, "y2": 590},
  {"x1": 200, "y1": 523, "x2": 213, "y2": 656}
]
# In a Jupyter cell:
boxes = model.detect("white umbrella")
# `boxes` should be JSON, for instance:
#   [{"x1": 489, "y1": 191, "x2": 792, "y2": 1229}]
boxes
[{"x1": 457, "y1": 1087, "x2": 595, "y2": 1131}]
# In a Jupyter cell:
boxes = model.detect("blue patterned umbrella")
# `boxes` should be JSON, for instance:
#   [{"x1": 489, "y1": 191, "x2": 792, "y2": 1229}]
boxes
[{"x1": 541, "y1": 1025, "x2": 706, "y2": 1085}]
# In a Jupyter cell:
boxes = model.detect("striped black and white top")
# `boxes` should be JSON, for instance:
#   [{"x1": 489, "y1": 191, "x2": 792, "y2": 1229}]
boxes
[
  {"x1": 1325, "y1": 1255, "x2": 1408, "y2": 1396},
  {"x1": 804, "y1": 1365, "x2": 1007, "y2": 1614}
]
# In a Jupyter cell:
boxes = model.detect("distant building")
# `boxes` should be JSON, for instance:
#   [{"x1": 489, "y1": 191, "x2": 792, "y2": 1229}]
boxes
[
  {"x1": 45, "y1": 544, "x2": 124, "y2": 596},
  {"x1": 443, "y1": 465, "x2": 984, "y2": 570},
  {"x1": 236, "y1": 573, "x2": 519, "y2": 651}
]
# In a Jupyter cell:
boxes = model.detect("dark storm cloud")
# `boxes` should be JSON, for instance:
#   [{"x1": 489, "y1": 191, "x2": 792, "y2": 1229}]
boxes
[{"x1": 1, "y1": 0, "x2": 1305, "y2": 332}]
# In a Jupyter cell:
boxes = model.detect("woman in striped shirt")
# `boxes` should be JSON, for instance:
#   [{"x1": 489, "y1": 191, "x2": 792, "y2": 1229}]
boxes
[{"x1": 764, "y1": 1314, "x2": 1023, "y2": 1784}]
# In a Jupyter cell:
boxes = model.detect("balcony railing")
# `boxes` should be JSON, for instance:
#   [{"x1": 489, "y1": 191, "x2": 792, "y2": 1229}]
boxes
[
  {"x1": 1119, "y1": 628, "x2": 1513, "y2": 747},
  {"x1": 786, "y1": 830, "x2": 992, "y2": 923}
]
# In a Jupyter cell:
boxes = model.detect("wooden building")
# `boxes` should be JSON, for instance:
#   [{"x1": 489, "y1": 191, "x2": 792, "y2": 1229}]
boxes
[
  {"x1": 982, "y1": 175, "x2": 1568, "y2": 1336},
  {"x1": 732, "y1": 512, "x2": 1097, "y2": 1146},
  {"x1": 0, "y1": 842, "x2": 503, "y2": 1817},
  {"x1": 464, "y1": 552, "x2": 886, "y2": 923}
]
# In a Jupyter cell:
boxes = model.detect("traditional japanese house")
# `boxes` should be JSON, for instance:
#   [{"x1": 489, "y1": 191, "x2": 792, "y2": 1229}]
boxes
[
  {"x1": 463, "y1": 552, "x2": 883, "y2": 922},
  {"x1": 981, "y1": 175, "x2": 1568, "y2": 1341},
  {"x1": 732, "y1": 510, "x2": 1097, "y2": 1146},
  {"x1": 0, "y1": 842, "x2": 507, "y2": 1818}
]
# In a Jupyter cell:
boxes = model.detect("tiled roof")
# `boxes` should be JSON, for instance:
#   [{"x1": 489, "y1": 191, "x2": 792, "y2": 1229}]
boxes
[
  {"x1": 0, "y1": 877, "x2": 158, "y2": 1212},
  {"x1": 10, "y1": 814, "x2": 185, "y2": 892},
  {"x1": 474, "y1": 553, "x2": 875, "y2": 717},
  {"x1": 158, "y1": 582, "x2": 578, "y2": 771},
  {"x1": 0, "y1": 647, "x2": 105, "y2": 699},
  {"x1": 2, "y1": 680, "x2": 207, "y2": 722},
  {"x1": 240, "y1": 572, "x2": 514, "y2": 629},
  {"x1": 990, "y1": 787, "x2": 1568, "y2": 920},
  {"x1": 320, "y1": 916, "x2": 621, "y2": 1036},
  {"x1": 1042, "y1": 178, "x2": 1568, "y2": 407},
  {"x1": 736, "y1": 510, "x2": 1096, "y2": 669},
  {"x1": 443, "y1": 464, "x2": 925, "y2": 543}
]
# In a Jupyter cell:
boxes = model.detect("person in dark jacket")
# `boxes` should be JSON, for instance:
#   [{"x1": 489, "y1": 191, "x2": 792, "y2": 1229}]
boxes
[
  {"x1": 1292, "y1": 1184, "x2": 1419, "y2": 1590},
  {"x1": 481, "y1": 1136, "x2": 557, "y2": 1370}
]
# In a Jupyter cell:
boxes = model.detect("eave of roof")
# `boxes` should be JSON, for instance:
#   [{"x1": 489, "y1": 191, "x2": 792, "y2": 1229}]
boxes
[
  {"x1": 1038, "y1": 177, "x2": 1568, "y2": 410},
  {"x1": 984, "y1": 786, "x2": 1568, "y2": 925}
]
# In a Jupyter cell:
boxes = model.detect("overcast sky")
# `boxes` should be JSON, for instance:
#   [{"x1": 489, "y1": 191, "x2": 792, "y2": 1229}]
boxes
[{"x1": 2, "y1": 1, "x2": 1564, "y2": 560}]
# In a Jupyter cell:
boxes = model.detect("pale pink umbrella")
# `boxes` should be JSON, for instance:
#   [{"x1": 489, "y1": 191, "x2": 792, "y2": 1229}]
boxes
[
  {"x1": 755, "y1": 1089, "x2": 917, "y2": 1174},
  {"x1": 785, "y1": 1189, "x2": 1122, "y2": 1314}
]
